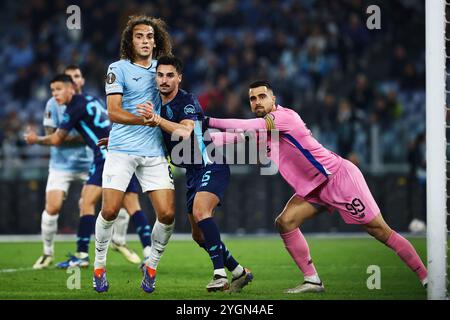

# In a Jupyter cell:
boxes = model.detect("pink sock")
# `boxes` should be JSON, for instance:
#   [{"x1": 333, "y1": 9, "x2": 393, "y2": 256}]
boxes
[
  {"x1": 280, "y1": 229, "x2": 317, "y2": 277},
  {"x1": 385, "y1": 231, "x2": 428, "y2": 281}
]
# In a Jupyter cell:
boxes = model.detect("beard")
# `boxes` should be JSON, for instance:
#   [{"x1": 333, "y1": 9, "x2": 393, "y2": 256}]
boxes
[
  {"x1": 159, "y1": 88, "x2": 172, "y2": 96},
  {"x1": 255, "y1": 108, "x2": 267, "y2": 118}
]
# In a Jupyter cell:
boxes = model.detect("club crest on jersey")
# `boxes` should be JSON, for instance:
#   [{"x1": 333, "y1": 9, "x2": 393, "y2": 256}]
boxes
[
  {"x1": 184, "y1": 104, "x2": 195, "y2": 115},
  {"x1": 106, "y1": 72, "x2": 116, "y2": 84},
  {"x1": 166, "y1": 105, "x2": 174, "y2": 119}
]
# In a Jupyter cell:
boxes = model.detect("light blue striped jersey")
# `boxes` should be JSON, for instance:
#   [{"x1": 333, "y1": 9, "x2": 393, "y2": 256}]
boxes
[
  {"x1": 105, "y1": 59, "x2": 166, "y2": 157},
  {"x1": 43, "y1": 97, "x2": 93, "y2": 172}
]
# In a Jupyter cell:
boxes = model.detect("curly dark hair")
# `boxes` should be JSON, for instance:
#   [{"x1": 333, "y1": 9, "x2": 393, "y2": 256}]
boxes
[{"x1": 120, "y1": 15, "x2": 172, "y2": 61}]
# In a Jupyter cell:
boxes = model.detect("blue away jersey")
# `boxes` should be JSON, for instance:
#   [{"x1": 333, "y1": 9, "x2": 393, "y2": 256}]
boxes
[
  {"x1": 105, "y1": 59, "x2": 166, "y2": 157},
  {"x1": 59, "y1": 94, "x2": 111, "y2": 163},
  {"x1": 43, "y1": 97, "x2": 93, "y2": 172},
  {"x1": 159, "y1": 89, "x2": 214, "y2": 169}
]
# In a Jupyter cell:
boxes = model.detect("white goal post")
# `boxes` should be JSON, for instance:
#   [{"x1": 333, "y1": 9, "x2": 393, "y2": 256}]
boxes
[{"x1": 426, "y1": 0, "x2": 448, "y2": 300}]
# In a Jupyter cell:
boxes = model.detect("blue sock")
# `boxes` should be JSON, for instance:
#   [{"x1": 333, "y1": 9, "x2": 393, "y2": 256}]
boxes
[
  {"x1": 197, "y1": 217, "x2": 224, "y2": 270},
  {"x1": 199, "y1": 241, "x2": 239, "y2": 271},
  {"x1": 131, "y1": 210, "x2": 151, "y2": 248},
  {"x1": 221, "y1": 242, "x2": 239, "y2": 271},
  {"x1": 76, "y1": 215, "x2": 96, "y2": 254}
]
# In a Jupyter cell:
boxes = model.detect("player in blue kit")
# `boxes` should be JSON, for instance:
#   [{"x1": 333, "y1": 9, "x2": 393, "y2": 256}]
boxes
[
  {"x1": 28, "y1": 66, "x2": 141, "y2": 269},
  {"x1": 96, "y1": 15, "x2": 175, "y2": 294},
  {"x1": 138, "y1": 56, "x2": 253, "y2": 292},
  {"x1": 29, "y1": 66, "x2": 93, "y2": 269},
  {"x1": 24, "y1": 75, "x2": 153, "y2": 277}
]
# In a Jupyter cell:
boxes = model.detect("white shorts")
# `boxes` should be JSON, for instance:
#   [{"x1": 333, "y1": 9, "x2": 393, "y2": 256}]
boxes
[
  {"x1": 102, "y1": 152, "x2": 174, "y2": 192},
  {"x1": 46, "y1": 169, "x2": 89, "y2": 194}
]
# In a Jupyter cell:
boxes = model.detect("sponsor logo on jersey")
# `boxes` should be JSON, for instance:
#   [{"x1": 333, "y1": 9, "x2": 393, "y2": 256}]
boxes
[{"x1": 184, "y1": 104, "x2": 195, "y2": 115}]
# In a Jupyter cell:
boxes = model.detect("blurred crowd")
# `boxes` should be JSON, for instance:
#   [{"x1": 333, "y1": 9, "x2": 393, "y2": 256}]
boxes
[{"x1": 0, "y1": 0, "x2": 426, "y2": 170}]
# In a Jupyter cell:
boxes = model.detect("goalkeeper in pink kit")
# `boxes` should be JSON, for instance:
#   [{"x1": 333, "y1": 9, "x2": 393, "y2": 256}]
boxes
[{"x1": 207, "y1": 81, "x2": 427, "y2": 293}]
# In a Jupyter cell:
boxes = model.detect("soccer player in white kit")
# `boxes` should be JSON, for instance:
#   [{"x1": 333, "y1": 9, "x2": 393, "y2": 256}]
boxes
[{"x1": 93, "y1": 16, "x2": 175, "y2": 293}]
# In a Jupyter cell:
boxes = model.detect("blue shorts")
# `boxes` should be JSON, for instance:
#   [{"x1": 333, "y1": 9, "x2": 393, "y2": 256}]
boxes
[
  {"x1": 185, "y1": 164, "x2": 230, "y2": 214},
  {"x1": 87, "y1": 160, "x2": 140, "y2": 193}
]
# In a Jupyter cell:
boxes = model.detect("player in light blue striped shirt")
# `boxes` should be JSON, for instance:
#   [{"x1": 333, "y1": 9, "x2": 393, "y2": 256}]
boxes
[{"x1": 93, "y1": 16, "x2": 176, "y2": 294}]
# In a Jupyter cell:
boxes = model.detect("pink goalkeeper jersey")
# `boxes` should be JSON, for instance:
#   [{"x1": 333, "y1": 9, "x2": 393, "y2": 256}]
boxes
[{"x1": 209, "y1": 105, "x2": 343, "y2": 197}]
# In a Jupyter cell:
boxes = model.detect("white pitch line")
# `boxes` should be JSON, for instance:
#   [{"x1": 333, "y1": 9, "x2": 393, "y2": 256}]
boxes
[
  {"x1": 0, "y1": 267, "x2": 35, "y2": 273},
  {"x1": 0, "y1": 233, "x2": 426, "y2": 243}
]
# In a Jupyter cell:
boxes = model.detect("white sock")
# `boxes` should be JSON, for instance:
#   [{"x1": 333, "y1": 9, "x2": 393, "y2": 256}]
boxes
[
  {"x1": 94, "y1": 212, "x2": 116, "y2": 269},
  {"x1": 421, "y1": 277, "x2": 428, "y2": 287},
  {"x1": 304, "y1": 273, "x2": 321, "y2": 284},
  {"x1": 143, "y1": 245, "x2": 151, "y2": 259},
  {"x1": 111, "y1": 208, "x2": 129, "y2": 246},
  {"x1": 145, "y1": 219, "x2": 174, "y2": 270},
  {"x1": 214, "y1": 268, "x2": 227, "y2": 278},
  {"x1": 231, "y1": 265, "x2": 244, "y2": 278},
  {"x1": 41, "y1": 210, "x2": 58, "y2": 256}
]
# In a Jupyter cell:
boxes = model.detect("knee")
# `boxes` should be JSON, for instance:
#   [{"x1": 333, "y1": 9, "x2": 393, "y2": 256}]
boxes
[
  {"x1": 78, "y1": 197, "x2": 83, "y2": 211},
  {"x1": 275, "y1": 214, "x2": 297, "y2": 233},
  {"x1": 123, "y1": 195, "x2": 140, "y2": 214},
  {"x1": 157, "y1": 209, "x2": 175, "y2": 225},
  {"x1": 80, "y1": 198, "x2": 96, "y2": 216},
  {"x1": 101, "y1": 206, "x2": 120, "y2": 221},
  {"x1": 365, "y1": 226, "x2": 390, "y2": 243},
  {"x1": 45, "y1": 203, "x2": 61, "y2": 215},
  {"x1": 193, "y1": 207, "x2": 212, "y2": 222}
]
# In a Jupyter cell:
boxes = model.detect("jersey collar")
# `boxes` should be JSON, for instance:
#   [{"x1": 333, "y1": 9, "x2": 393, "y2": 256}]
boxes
[{"x1": 129, "y1": 59, "x2": 154, "y2": 70}]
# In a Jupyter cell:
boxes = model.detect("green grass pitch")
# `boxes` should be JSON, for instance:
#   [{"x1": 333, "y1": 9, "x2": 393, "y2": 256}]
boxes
[{"x1": 0, "y1": 236, "x2": 433, "y2": 300}]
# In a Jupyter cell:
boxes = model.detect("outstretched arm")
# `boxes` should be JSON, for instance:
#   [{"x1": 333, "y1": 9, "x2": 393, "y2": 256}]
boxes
[
  {"x1": 24, "y1": 127, "x2": 69, "y2": 146},
  {"x1": 209, "y1": 131, "x2": 245, "y2": 147},
  {"x1": 45, "y1": 127, "x2": 84, "y2": 146},
  {"x1": 208, "y1": 117, "x2": 268, "y2": 131},
  {"x1": 158, "y1": 118, "x2": 194, "y2": 139}
]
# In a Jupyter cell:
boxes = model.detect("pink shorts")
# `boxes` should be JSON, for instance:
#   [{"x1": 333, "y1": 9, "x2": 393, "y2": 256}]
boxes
[{"x1": 299, "y1": 159, "x2": 380, "y2": 225}]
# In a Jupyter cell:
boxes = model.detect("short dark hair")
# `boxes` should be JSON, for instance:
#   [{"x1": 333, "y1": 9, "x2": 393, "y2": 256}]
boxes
[
  {"x1": 249, "y1": 80, "x2": 273, "y2": 91},
  {"x1": 157, "y1": 55, "x2": 183, "y2": 74},
  {"x1": 50, "y1": 74, "x2": 74, "y2": 85},
  {"x1": 64, "y1": 65, "x2": 81, "y2": 72}
]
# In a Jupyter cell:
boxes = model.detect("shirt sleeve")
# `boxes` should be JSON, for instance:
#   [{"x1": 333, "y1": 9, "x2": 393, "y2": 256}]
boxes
[
  {"x1": 178, "y1": 95, "x2": 202, "y2": 121},
  {"x1": 105, "y1": 63, "x2": 125, "y2": 95},
  {"x1": 59, "y1": 104, "x2": 82, "y2": 132},
  {"x1": 266, "y1": 109, "x2": 292, "y2": 132},
  {"x1": 43, "y1": 99, "x2": 57, "y2": 128},
  {"x1": 208, "y1": 117, "x2": 266, "y2": 131},
  {"x1": 209, "y1": 131, "x2": 245, "y2": 147}
]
